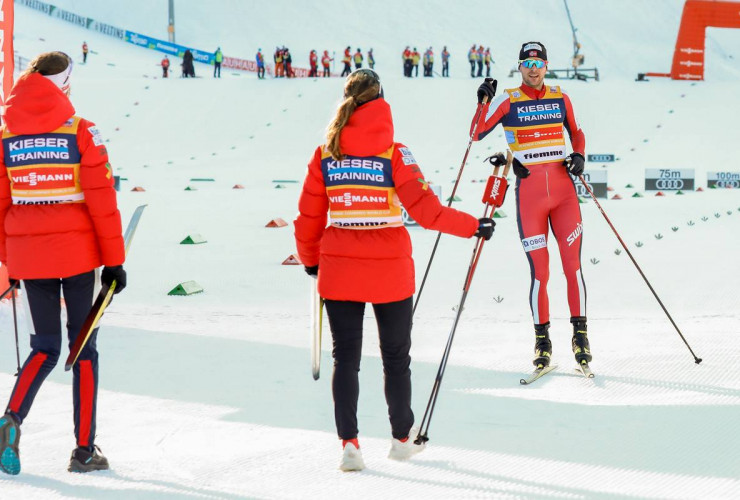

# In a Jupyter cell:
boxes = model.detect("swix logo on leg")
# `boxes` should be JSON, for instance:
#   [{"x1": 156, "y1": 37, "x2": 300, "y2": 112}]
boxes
[{"x1": 567, "y1": 222, "x2": 583, "y2": 246}]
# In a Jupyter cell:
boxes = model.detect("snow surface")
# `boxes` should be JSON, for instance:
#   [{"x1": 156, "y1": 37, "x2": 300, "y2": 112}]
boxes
[{"x1": 1, "y1": 1, "x2": 739, "y2": 498}]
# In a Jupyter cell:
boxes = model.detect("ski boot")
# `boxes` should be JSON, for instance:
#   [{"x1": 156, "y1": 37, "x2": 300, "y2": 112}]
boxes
[
  {"x1": 571, "y1": 316, "x2": 592, "y2": 364},
  {"x1": 533, "y1": 322, "x2": 552, "y2": 368},
  {"x1": 68, "y1": 445, "x2": 109, "y2": 473},
  {"x1": 0, "y1": 412, "x2": 21, "y2": 475}
]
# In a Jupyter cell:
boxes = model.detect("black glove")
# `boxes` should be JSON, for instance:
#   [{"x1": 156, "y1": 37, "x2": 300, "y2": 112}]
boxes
[
  {"x1": 484, "y1": 153, "x2": 506, "y2": 167},
  {"x1": 304, "y1": 265, "x2": 318, "y2": 277},
  {"x1": 565, "y1": 153, "x2": 585, "y2": 176},
  {"x1": 8, "y1": 278, "x2": 20, "y2": 289},
  {"x1": 475, "y1": 218, "x2": 495, "y2": 240},
  {"x1": 476, "y1": 78, "x2": 498, "y2": 104},
  {"x1": 512, "y1": 158, "x2": 530, "y2": 179},
  {"x1": 101, "y1": 265, "x2": 127, "y2": 294}
]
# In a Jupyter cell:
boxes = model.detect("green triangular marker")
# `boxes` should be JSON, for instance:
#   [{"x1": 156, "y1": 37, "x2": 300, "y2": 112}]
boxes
[
  {"x1": 446, "y1": 195, "x2": 461, "y2": 202},
  {"x1": 675, "y1": 190, "x2": 684, "y2": 195},
  {"x1": 184, "y1": 186, "x2": 196, "y2": 191},
  {"x1": 180, "y1": 234, "x2": 207, "y2": 244},
  {"x1": 168, "y1": 280, "x2": 204, "y2": 296},
  {"x1": 709, "y1": 184, "x2": 717, "y2": 189},
  {"x1": 632, "y1": 192, "x2": 643, "y2": 198},
  {"x1": 493, "y1": 210, "x2": 507, "y2": 218},
  {"x1": 275, "y1": 184, "x2": 285, "y2": 189},
  {"x1": 625, "y1": 183, "x2": 634, "y2": 188},
  {"x1": 578, "y1": 197, "x2": 587, "y2": 204}
]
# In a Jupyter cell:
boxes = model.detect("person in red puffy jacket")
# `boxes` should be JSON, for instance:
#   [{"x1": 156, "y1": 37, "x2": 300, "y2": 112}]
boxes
[
  {"x1": 0, "y1": 52, "x2": 126, "y2": 476},
  {"x1": 294, "y1": 69, "x2": 494, "y2": 471}
]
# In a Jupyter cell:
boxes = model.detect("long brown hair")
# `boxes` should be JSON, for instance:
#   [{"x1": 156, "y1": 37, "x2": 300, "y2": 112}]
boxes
[
  {"x1": 20, "y1": 51, "x2": 71, "y2": 79},
  {"x1": 325, "y1": 70, "x2": 381, "y2": 161}
]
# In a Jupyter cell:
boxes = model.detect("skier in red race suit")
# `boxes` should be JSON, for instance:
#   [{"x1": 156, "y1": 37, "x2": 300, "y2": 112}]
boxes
[
  {"x1": 294, "y1": 69, "x2": 494, "y2": 472},
  {"x1": 471, "y1": 42, "x2": 591, "y2": 370},
  {"x1": 0, "y1": 52, "x2": 126, "y2": 475}
]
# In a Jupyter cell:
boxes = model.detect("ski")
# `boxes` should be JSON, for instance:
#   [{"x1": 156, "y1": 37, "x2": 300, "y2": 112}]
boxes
[
  {"x1": 310, "y1": 278, "x2": 323, "y2": 380},
  {"x1": 65, "y1": 205, "x2": 147, "y2": 371},
  {"x1": 575, "y1": 361, "x2": 595, "y2": 378},
  {"x1": 520, "y1": 364, "x2": 558, "y2": 385}
]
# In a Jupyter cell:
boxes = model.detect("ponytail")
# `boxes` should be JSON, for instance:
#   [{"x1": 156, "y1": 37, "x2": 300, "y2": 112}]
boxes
[{"x1": 325, "y1": 70, "x2": 382, "y2": 161}]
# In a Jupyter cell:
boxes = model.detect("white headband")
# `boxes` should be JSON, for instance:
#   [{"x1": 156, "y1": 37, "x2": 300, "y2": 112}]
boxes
[{"x1": 43, "y1": 60, "x2": 73, "y2": 94}]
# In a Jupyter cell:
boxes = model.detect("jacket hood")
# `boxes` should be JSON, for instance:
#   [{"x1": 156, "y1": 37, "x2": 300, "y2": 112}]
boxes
[
  {"x1": 339, "y1": 98, "x2": 394, "y2": 157},
  {"x1": 3, "y1": 73, "x2": 75, "y2": 135}
]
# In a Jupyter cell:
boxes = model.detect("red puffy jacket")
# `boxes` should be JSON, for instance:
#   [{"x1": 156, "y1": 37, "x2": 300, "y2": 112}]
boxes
[
  {"x1": 294, "y1": 98, "x2": 477, "y2": 304},
  {"x1": 0, "y1": 73, "x2": 124, "y2": 279}
]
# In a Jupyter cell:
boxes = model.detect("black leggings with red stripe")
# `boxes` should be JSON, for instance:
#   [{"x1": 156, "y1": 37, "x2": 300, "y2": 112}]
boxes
[
  {"x1": 5, "y1": 271, "x2": 99, "y2": 448},
  {"x1": 325, "y1": 297, "x2": 414, "y2": 441}
]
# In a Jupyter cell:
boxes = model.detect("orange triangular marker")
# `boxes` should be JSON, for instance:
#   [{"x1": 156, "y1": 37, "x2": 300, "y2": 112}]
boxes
[
  {"x1": 282, "y1": 254, "x2": 301, "y2": 265},
  {"x1": 233, "y1": 184, "x2": 245, "y2": 189},
  {"x1": 655, "y1": 191, "x2": 665, "y2": 196},
  {"x1": 696, "y1": 187, "x2": 704, "y2": 192},
  {"x1": 131, "y1": 186, "x2": 146, "y2": 192},
  {"x1": 611, "y1": 194, "x2": 622, "y2": 200},
  {"x1": 266, "y1": 218, "x2": 288, "y2": 228}
]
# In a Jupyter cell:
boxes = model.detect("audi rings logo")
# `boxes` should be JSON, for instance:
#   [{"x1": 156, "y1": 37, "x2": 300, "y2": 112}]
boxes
[
  {"x1": 575, "y1": 183, "x2": 592, "y2": 196},
  {"x1": 655, "y1": 179, "x2": 684, "y2": 190},
  {"x1": 714, "y1": 180, "x2": 739, "y2": 189}
]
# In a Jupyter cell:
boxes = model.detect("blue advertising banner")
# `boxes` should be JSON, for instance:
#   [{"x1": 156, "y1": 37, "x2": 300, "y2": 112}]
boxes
[{"x1": 124, "y1": 31, "x2": 214, "y2": 64}]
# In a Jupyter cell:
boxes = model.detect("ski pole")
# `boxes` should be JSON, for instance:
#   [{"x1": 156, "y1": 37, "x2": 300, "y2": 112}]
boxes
[
  {"x1": 11, "y1": 290, "x2": 20, "y2": 376},
  {"x1": 413, "y1": 78, "x2": 497, "y2": 317},
  {"x1": 415, "y1": 151, "x2": 512, "y2": 446},
  {"x1": 577, "y1": 174, "x2": 702, "y2": 364}
]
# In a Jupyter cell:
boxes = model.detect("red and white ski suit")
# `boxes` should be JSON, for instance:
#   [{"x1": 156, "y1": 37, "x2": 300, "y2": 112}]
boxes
[{"x1": 472, "y1": 83, "x2": 586, "y2": 324}]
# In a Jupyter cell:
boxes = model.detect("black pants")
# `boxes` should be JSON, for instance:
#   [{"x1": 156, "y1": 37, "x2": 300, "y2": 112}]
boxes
[
  {"x1": 83, "y1": 53, "x2": 87, "y2": 63},
  {"x1": 477, "y1": 60, "x2": 483, "y2": 77},
  {"x1": 325, "y1": 297, "x2": 414, "y2": 440},
  {"x1": 214, "y1": 62, "x2": 221, "y2": 78},
  {"x1": 404, "y1": 60, "x2": 412, "y2": 77},
  {"x1": 5, "y1": 271, "x2": 100, "y2": 448},
  {"x1": 442, "y1": 61, "x2": 449, "y2": 77},
  {"x1": 470, "y1": 60, "x2": 476, "y2": 77},
  {"x1": 323, "y1": 66, "x2": 330, "y2": 77},
  {"x1": 257, "y1": 66, "x2": 265, "y2": 78},
  {"x1": 341, "y1": 62, "x2": 351, "y2": 76}
]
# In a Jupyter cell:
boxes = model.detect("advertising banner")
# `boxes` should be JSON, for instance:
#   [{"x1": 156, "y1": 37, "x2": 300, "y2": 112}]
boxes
[{"x1": 645, "y1": 169, "x2": 695, "y2": 191}]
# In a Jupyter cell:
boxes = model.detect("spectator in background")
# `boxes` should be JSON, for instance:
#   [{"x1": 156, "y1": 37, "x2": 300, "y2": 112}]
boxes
[
  {"x1": 402, "y1": 46, "x2": 412, "y2": 77},
  {"x1": 477, "y1": 45, "x2": 484, "y2": 77},
  {"x1": 424, "y1": 47, "x2": 434, "y2": 76},
  {"x1": 354, "y1": 48, "x2": 363, "y2": 70},
  {"x1": 368, "y1": 48, "x2": 375, "y2": 69},
  {"x1": 274, "y1": 47, "x2": 284, "y2": 77},
  {"x1": 341, "y1": 46, "x2": 352, "y2": 77},
  {"x1": 214, "y1": 47, "x2": 223, "y2": 78},
  {"x1": 309, "y1": 50, "x2": 318, "y2": 77},
  {"x1": 161, "y1": 55, "x2": 170, "y2": 78},
  {"x1": 412, "y1": 47, "x2": 420, "y2": 77},
  {"x1": 256, "y1": 48, "x2": 265, "y2": 79},
  {"x1": 322, "y1": 50, "x2": 333, "y2": 77},
  {"x1": 82, "y1": 42, "x2": 88, "y2": 64},
  {"x1": 468, "y1": 44, "x2": 477, "y2": 77},
  {"x1": 182, "y1": 49, "x2": 195, "y2": 78},
  {"x1": 284, "y1": 48, "x2": 294, "y2": 78},
  {"x1": 484, "y1": 47, "x2": 494, "y2": 77},
  {"x1": 441, "y1": 46, "x2": 450, "y2": 77}
]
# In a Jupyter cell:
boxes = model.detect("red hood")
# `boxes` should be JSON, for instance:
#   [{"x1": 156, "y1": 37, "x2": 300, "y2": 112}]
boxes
[
  {"x1": 3, "y1": 73, "x2": 75, "y2": 135},
  {"x1": 339, "y1": 98, "x2": 394, "y2": 157}
]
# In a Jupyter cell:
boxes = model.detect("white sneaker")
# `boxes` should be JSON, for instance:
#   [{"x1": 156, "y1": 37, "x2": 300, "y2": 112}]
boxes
[
  {"x1": 388, "y1": 428, "x2": 425, "y2": 461},
  {"x1": 339, "y1": 441, "x2": 365, "y2": 472}
]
